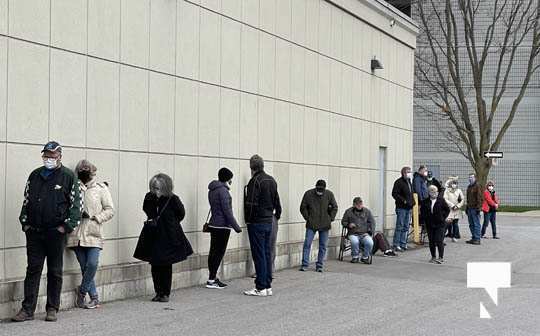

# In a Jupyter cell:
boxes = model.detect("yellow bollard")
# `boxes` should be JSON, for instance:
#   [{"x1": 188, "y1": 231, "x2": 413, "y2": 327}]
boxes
[{"x1": 413, "y1": 193, "x2": 420, "y2": 244}]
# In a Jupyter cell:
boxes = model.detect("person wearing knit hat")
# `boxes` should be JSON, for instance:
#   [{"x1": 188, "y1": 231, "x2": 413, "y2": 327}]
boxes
[
  {"x1": 206, "y1": 168, "x2": 242, "y2": 289},
  {"x1": 299, "y1": 179, "x2": 338, "y2": 272}
]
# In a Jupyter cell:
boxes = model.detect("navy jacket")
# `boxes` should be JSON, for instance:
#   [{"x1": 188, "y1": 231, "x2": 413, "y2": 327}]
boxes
[{"x1": 208, "y1": 181, "x2": 241, "y2": 232}]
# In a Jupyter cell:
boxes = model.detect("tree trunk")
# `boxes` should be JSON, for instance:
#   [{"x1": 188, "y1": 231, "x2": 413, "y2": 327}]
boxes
[{"x1": 475, "y1": 158, "x2": 491, "y2": 188}]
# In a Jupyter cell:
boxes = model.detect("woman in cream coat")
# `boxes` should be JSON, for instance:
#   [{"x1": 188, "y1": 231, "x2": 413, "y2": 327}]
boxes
[
  {"x1": 443, "y1": 176, "x2": 464, "y2": 242},
  {"x1": 67, "y1": 160, "x2": 114, "y2": 309}
]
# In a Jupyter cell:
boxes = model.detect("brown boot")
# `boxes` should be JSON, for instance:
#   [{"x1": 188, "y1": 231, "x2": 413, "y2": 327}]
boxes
[
  {"x1": 11, "y1": 309, "x2": 34, "y2": 322},
  {"x1": 45, "y1": 309, "x2": 57, "y2": 322}
]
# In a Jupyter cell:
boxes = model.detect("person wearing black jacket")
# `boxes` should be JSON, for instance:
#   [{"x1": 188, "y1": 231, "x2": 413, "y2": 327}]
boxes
[
  {"x1": 391, "y1": 166, "x2": 415, "y2": 252},
  {"x1": 12, "y1": 141, "x2": 83, "y2": 323},
  {"x1": 420, "y1": 185, "x2": 450, "y2": 264},
  {"x1": 243, "y1": 155, "x2": 281, "y2": 297},
  {"x1": 133, "y1": 173, "x2": 193, "y2": 302},
  {"x1": 427, "y1": 171, "x2": 443, "y2": 194}
]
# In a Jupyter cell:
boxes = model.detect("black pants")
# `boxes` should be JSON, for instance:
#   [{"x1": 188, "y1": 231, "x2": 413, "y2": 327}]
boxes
[
  {"x1": 22, "y1": 229, "x2": 66, "y2": 314},
  {"x1": 446, "y1": 219, "x2": 461, "y2": 238},
  {"x1": 151, "y1": 264, "x2": 172, "y2": 296},
  {"x1": 426, "y1": 226, "x2": 445, "y2": 259},
  {"x1": 208, "y1": 228, "x2": 231, "y2": 280}
]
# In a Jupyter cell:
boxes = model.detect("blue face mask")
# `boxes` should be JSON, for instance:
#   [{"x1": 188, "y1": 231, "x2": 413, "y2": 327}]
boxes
[{"x1": 469, "y1": 177, "x2": 476, "y2": 185}]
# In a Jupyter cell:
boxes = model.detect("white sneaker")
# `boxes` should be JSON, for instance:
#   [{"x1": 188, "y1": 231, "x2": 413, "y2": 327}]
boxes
[
  {"x1": 243, "y1": 288, "x2": 268, "y2": 297},
  {"x1": 451, "y1": 238, "x2": 457, "y2": 242},
  {"x1": 266, "y1": 288, "x2": 273, "y2": 296}
]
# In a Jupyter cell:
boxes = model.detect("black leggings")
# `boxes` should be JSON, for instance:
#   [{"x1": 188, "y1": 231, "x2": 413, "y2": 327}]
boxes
[
  {"x1": 151, "y1": 264, "x2": 172, "y2": 296},
  {"x1": 208, "y1": 228, "x2": 231, "y2": 280},
  {"x1": 427, "y1": 226, "x2": 445, "y2": 259}
]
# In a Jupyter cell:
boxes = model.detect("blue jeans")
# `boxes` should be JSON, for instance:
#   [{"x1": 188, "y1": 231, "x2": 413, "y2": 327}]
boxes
[
  {"x1": 301, "y1": 229, "x2": 329, "y2": 269},
  {"x1": 393, "y1": 208, "x2": 411, "y2": 249},
  {"x1": 349, "y1": 234, "x2": 374, "y2": 258},
  {"x1": 247, "y1": 222, "x2": 273, "y2": 290},
  {"x1": 73, "y1": 246, "x2": 100, "y2": 299},
  {"x1": 467, "y1": 208, "x2": 481, "y2": 241},
  {"x1": 482, "y1": 210, "x2": 497, "y2": 237}
]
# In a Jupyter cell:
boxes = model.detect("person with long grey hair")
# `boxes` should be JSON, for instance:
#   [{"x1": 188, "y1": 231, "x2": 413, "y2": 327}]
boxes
[
  {"x1": 134, "y1": 173, "x2": 193, "y2": 302},
  {"x1": 67, "y1": 159, "x2": 114, "y2": 309}
]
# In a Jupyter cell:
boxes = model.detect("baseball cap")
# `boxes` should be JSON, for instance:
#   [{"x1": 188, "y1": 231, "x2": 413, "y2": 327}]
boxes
[{"x1": 41, "y1": 141, "x2": 62, "y2": 153}]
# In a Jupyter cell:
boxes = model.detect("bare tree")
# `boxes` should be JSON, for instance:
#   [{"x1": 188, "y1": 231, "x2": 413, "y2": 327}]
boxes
[{"x1": 414, "y1": 0, "x2": 540, "y2": 185}]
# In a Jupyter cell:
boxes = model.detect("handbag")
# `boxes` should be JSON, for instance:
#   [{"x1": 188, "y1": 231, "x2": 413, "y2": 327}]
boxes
[
  {"x1": 144, "y1": 197, "x2": 171, "y2": 228},
  {"x1": 202, "y1": 209, "x2": 212, "y2": 233}
]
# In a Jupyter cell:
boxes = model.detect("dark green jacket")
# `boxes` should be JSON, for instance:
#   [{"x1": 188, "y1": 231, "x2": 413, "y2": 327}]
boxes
[
  {"x1": 300, "y1": 189, "x2": 338, "y2": 231},
  {"x1": 19, "y1": 166, "x2": 83, "y2": 233}
]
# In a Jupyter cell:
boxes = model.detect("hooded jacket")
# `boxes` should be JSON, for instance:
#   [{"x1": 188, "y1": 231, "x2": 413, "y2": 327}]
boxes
[
  {"x1": 208, "y1": 180, "x2": 241, "y2": 232},
  {"x1": 67, "y1": 179, "x2": 114, "y2": 249},
  {"x1": 443, "y1": 178, "x2": 464, "y2": 220}
]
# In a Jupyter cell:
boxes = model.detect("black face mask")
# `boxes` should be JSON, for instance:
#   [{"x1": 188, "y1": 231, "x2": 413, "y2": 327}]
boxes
[{"x1": 78, "y1": 171, "x2": 92, "y2": 184}]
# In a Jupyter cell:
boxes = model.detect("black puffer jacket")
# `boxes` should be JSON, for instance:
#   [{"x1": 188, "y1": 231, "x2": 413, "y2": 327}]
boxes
[
  {"x1": 208, "y1": 180, "x2": 241, "y2": 232},
  {"x1": 134, "y1": 193, "x2": 193, "y2": 265},
  {"x1": 244, "y1": 171, "x2": 282, "y2": 224}
]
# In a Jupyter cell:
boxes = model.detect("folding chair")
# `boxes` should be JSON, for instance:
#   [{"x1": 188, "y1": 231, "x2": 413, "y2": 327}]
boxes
[{"x1": 338, "y1": 226, "x2": 351, "y2": 261}]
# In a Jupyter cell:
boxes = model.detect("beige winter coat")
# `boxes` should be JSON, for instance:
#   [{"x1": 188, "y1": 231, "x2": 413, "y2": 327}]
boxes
[
  {"x1": 443, "y1": 186, "x2": 464, "y2": 220},
  {"x1": 67, "y1": 180, "x2": 114, "y2": 249}
]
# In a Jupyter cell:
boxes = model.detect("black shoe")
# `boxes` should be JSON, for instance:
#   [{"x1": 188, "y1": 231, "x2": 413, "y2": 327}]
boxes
[
  {"x1": 206, "y1": 279, "x2": 227, "y2": 289},
  {"x1": 11, "y1": 309, "x2": 34, "y2": 322},
  {"x1": 158, "y1": 295, "x2": 170, "y2": 302},
  {"x1": 299, "y1": 266, "x2": 307, "y2": 271},
  {"x1": 360, "y1": 257, "x2": 372, "y2": 264},
  {"x1": 351, "y1": 257, "x2": 359, "y2": 263},
  {"x1": 466, "y1": 239, "x2": 481, "y2": 245},
  {"x1": 384, "y1": 250, "x2": 397, "y2": 257},
  {"x1": 315, "y1": 268, "x2": 323, "y2": 273},
  {"x1": 493, "y1": 236, "x2": 500, "y2": 239},
  {"x1": 45, "y1": 309, "x2": 57, "y2": 322},
  {"x1": 151, "y1": 294, "x2": 160, "y2": 302}
]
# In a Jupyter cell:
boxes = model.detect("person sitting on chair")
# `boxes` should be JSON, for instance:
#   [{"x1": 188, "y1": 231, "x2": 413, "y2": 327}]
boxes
[{"x1": 341, "y1": 197, "x2": 374, "y2": 264}]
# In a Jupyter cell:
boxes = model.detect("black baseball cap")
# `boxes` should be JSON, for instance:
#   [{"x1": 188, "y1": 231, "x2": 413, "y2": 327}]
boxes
[{"x1": 41, "y1": 141, "x2": 62, "y2": 153}]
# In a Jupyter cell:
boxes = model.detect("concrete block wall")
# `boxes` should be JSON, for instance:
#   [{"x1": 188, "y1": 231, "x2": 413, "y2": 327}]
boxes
[{"x1": 0, "y1": 0, "x2": 417, "y2": 318}]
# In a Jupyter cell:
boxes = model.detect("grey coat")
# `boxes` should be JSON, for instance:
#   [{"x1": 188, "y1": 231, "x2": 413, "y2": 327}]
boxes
[{"x1": 341, "y1": 207, "x2": 375, "y2": 236}]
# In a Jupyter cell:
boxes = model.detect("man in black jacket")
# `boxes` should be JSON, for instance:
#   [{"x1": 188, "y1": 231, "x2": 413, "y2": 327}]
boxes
[
  {"x1": 391, "y1": 166, "x2": 414, "y2": 252},
  {"x1": 12, "y1": 141, "x2": 82, "y2": 323},
  {"x1": 243, "y1": 155, "x2": 281, "y2": 297},
  {"x1": 299, "y1": 180, "x2": 338, "y2": 272}
]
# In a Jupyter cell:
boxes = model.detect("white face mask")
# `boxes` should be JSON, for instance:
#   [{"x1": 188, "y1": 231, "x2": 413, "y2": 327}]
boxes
[
  {"x1": 406, "y1": 172, "x2": 413, "y2": 180},
  {"x1": 451, "y1": 184, "x2": 457, "y2": 189},
  {"x1": 429, "y1": 192, "x2": 438, "y2": 199},
  {"x1": 488, "y1": 186, "x2": 494, "y2": 191},
  {"x1": 43, "y1": 158, "x2": 58, "y2": 170}
]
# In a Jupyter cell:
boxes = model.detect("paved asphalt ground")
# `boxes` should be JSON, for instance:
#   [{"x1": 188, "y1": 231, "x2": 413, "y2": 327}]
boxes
[{"x1": 2, "y1": 213, "x2": 539, "y2": 336}]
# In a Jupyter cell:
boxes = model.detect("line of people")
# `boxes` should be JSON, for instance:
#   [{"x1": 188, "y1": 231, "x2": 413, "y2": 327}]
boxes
[
  {"x1": 392, "y1": 165, "x2": 501, "y2": 265},
  {"x1": 10, "y1": 141, "x2": 501, "y2": 322}
]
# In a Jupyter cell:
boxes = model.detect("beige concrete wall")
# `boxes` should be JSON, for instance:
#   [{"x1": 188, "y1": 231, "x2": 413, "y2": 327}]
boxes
[{"x1": 0, "y1": 0, "x2": 416, "y2": 316}]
